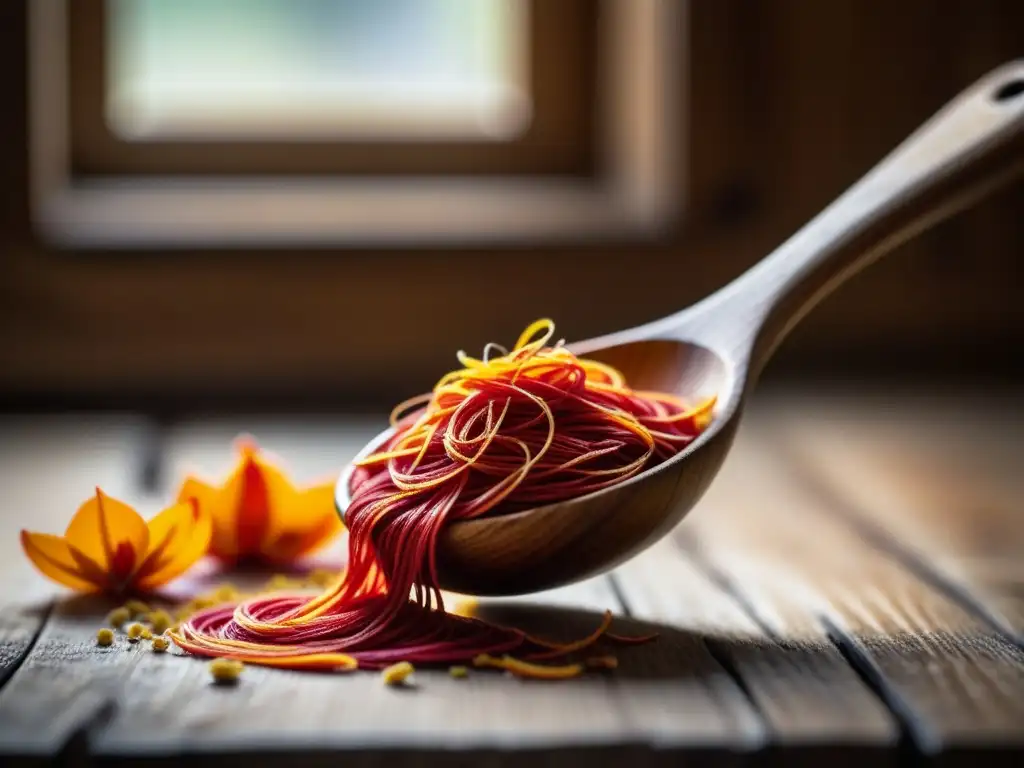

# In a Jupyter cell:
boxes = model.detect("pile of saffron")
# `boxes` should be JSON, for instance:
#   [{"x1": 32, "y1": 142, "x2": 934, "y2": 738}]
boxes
[{"x1": 172, "y1": 320, "x2": 715, "y2": 678}]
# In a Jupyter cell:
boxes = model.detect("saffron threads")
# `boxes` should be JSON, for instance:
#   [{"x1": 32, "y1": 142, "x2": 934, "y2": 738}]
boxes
[{"x1": 172, "y1": 320, "x2": 715, "y2": 678}]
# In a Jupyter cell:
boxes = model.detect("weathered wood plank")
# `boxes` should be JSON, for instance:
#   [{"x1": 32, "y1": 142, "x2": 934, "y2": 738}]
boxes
[
  {"x1": 681, "y1": 411, "x2": 1024, "y2": 760},
  {"x1": 81, "y1": 419, "x2": 762, "y2": 764},
  {"x1": 87, "y1": 577, "x2": 758, "y2": 764},
  {"x1": 613, "y1": 516, "x2": 898, "y2": 764},
  {"x1": 770, "y1": 391, "x2": 1024, "y2": 639},
  {"x1": 0, "y1": 415, "x2": 148, "y2": 758}
]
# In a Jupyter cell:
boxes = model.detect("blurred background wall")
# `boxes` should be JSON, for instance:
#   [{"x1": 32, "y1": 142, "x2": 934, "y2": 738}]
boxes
[{"x1": 1, "y1": 0, "x2": 1021, "y2": 415}]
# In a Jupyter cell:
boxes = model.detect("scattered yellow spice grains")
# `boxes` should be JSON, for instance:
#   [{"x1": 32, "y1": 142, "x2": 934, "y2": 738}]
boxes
[
  {"x1": 266, "y1": 574, "x2": 301, "y2": 591},
  {"x1": 381, "y1": 661, "x2": 415, "y2": 686},
  {"x1": 212, "y1": 584, "x2": 240, "y2": 602},
  {"x1": 96, "y1": 628, "x2": 115, "y2": 647},
  {"x1": 175, "y1": 607, "x2": 195, "y2": 623},
  {"x1": 124, "y1": 599, "x2": 150, "y2": 617},
  {"x1": 151, "y1": 636, "x2": 170, "y2": 653},
  {"x1": 148, "y1": 610, "x2": 172, "y2": 635},
  {"x1": 209, "y1": 658, "x2": 244, "y2": 684},
  {"x1": 307, "y1": 568, "x2": 339, "y2": 588},
  {"x1": 106, "y1": 607, "x2": 131, "y2": 627},
  {"x1": 448, "y1": 666, "x2": 469, "y2": 679},
  {"x1": 126, "y1": 623, "x2": 145, "y2": 642}
]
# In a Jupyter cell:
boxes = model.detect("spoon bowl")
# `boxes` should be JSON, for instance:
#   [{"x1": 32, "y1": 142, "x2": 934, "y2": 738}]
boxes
[
  {"x1": 337, "y1": 338, "x2": 737, "y2": 595},
  {"x1": 337, "y1": 61, "x2": 1024, "y2": 596}
]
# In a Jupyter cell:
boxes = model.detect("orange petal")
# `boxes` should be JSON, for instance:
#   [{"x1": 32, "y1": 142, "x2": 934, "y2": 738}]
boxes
[
  {"x1": 215, "y1": 447, "x2": 296, "y2": 559},
  {"x1": 262, "y1": 483, "x2": 343, "y2": 562},
  {"x1": 233, "y1": 453, "x2": 274, "y2": 555},
  {"x1": 65, "y1": 489, "x2": 149, "y2": 580},
  {"x1": 134, "y1": 498, "x2": 198, "y2": 580},
  {"x1": 178, "y1": 476, "x2": 238, "y2": 561},
  {"x1": 20, "y1": 531, "x2": 103, "y2": 591},
  {"x1": 135, "y1": 499, "x2": 213, "y2": 590}
]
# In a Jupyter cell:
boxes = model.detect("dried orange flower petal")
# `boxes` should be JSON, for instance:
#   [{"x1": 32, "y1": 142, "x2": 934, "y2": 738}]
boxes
[
  {"x1": 176, "y1": 439, "x2": 343, "y2": 567},
  {"x1": 21, "y1": 490, "x2": 211, "y2": 596}
]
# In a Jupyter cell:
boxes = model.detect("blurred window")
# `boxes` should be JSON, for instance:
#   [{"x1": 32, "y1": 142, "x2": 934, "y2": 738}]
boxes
[
  {"x1": 106, "y1": 0, "x2": 531, "y2": 142},
  {"x1": 42, "y1": 0, "x2": 663, "y2": 248},
  {"x1": 22, "y1": 0, "x2": 684, "y2": 397}
]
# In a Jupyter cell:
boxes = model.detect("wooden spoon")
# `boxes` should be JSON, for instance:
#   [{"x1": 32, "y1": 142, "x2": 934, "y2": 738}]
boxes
[{"x1": 337, "y1": 61, "x2": 1024, "y2": 596}]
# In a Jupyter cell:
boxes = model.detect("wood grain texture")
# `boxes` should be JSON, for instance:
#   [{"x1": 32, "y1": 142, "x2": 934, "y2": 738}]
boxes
[
  {"x1": 681, "y1": 412, "x2": 1024, "y2": 758},
  {"x1": 46, "y1": 419, "x2": 754, "y2": 764},
  {"x1": 85, "y1": 575, "x2": 759, "y2": 765},
  {"x1": 770, "y1": 391, "x2": 1024, "y2": 640},
  {"x1": 4, "y1": 402, "x2": 1024, "y2": 763},
  {"x1": 0, "y1": 417, "x2": 144, "y2": 678},
  {"x1": 612, "y1": 528, "x2": 898, "y2": 764},
  {"x1": 0, "y1": 416, "x2": 147, "y2": 760}
]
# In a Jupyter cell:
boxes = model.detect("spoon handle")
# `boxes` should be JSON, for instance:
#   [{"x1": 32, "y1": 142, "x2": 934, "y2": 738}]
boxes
[{"x1": 705, "y1": 60, "x2": 1024, "y2": 379}]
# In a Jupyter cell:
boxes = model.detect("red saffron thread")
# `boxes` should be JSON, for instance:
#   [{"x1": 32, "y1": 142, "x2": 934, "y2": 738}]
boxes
[{"x1": 171, "y1": 320, "x2": 715, "y2": 677}]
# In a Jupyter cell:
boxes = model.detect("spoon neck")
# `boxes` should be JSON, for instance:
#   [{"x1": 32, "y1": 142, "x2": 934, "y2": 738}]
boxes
[{"x1": 691, "y1": 61, "x2": 1024, "y2": 383}]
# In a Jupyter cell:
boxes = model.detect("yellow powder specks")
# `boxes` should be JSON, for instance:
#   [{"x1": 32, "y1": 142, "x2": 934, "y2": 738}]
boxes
[
  {"x1": 381, "y1": 661, "x2": 415, "y2": 686},
  {"x1": 209, "y1": 658, "x2": 244, "y2": 684},
  {"x1": 265, "y1": 574, "x2": 301, "y2": 591},
  {"x1": 148, "y1": 610, "x2": 172, "y2": 635},
  {"x1": 212, "y1": 584, "x2": 240, "y2": 603},
  {"x1": 307, "y1": 569, "x2": 339, "y2": 588},
  {"x1": 106, "y1": 607, "x2": 131, "y2": 627},
  {"x1": 124, "y1": 599, "x2": 150, "y2": 618}
]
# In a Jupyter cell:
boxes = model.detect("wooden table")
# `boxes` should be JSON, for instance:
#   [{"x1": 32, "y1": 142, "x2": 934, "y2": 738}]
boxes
[{"x1": 0, "y1": 388, "x2": 1022, "y2": 766}]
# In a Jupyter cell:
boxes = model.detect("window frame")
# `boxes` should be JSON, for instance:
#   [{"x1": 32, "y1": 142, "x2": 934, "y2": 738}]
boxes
[
  {"x1": 71, "y1": 0, "x2": 596, "y2": 176},
  {"x1": 30, "y1": 0, "x2": 685, "y2": 249}
]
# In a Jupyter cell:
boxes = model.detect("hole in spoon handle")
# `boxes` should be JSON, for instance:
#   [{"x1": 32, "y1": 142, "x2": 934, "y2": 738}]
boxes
[{"x1": 994, "y1": 78, "x2": 1024, "y2": 103}]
